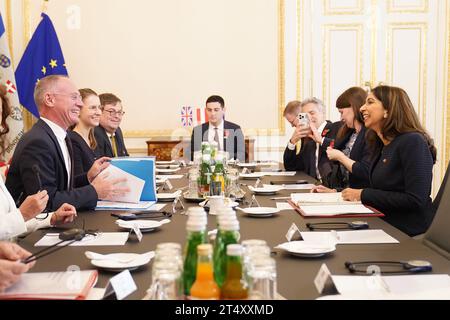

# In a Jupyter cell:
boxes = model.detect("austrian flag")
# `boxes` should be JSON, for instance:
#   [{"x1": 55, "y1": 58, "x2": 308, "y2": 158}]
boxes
[{"x1": 5, "y1": 79, "x2": 16, "y2": 94}]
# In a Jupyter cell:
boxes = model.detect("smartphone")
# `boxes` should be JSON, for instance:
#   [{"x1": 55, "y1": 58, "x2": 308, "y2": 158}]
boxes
[
  {"x1": 270, "y1": 180, "x2": 308, "y2": 185},
  {"x1": 297, "y1": 113, "x2": 309, "y2": 127}
]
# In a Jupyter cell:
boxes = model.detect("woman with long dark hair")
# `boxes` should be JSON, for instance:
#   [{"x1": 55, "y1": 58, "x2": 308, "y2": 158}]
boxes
[
  {"x1": 342, "y1": 85, "x2": 437, "y2": 236},
  {"x1": 313, "y1": 87, "x2": 374, "y2": 192}
]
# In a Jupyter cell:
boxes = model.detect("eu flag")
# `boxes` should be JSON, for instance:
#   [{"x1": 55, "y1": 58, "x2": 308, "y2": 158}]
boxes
[{"x1": 15, "y1": 13, "x2": 68, "y2": 118}]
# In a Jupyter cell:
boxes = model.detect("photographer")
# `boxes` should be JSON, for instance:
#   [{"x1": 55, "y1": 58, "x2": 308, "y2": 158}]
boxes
[{"x1": 282, "y1": 98, "x2": 341, "y2": 181}]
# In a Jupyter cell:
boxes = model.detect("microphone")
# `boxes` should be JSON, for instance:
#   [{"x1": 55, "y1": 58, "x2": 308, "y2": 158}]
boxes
[
  {"x1": 32, "y1": 164, "x2": 43, "y2": 191},
  {"x1": 21, "y1": 228, "x2": 87, "y2": 264}
]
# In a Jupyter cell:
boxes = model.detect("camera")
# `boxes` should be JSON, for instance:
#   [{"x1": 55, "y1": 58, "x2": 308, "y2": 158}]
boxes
[{"x1": 297, "y1": 112, "x2": 309, "y2": 127}]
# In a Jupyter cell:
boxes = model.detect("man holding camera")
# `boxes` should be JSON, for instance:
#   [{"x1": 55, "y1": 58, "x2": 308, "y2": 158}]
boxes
[{"x1": 283, "y1": 98, "x2": 341, "y2": 181}]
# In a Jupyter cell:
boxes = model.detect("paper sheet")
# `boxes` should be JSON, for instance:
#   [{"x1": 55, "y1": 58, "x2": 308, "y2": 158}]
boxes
[
  {"x1": 276, "y1": 202, "x2": 294, "y2": 210},
  {"x1": 35, "y1": 232, "x2": 129, "y2": 247},
  {"x1": 298, "y1": 204, "x2": 374, "y2": 216},
  {"x1": 262, "y1": 171, "x2": 297, "y2": 176},
  {"x1": 291, "y1": 192, "x2": 360, "y2": 204},
  {"x1": 330, "y1": 274, "x2": 450, "y2": 298},
  {"x1": 263, "y1": 183, "x2": 316, "y2": 190},
  {"x1": 96, "y1": 165, "x2": 145, "y2": 203},
  {"x1": 156, "y1": 174, "x2": 184, "y2": 180},
  {"x1": 300, "y1": 230, "x2": 399, "y2": 244},
  {"x1": 95, "y1": 200, "x2": 157, "y2": 210}
]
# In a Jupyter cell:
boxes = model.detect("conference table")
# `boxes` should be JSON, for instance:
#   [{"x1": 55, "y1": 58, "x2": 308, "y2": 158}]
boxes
[{"x1": 17, "y1": 168, "x2": 450, "y2": 300}]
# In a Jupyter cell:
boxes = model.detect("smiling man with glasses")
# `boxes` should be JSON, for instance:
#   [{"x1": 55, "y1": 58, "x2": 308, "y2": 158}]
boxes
[{"x1": 94, "y1": 93, "x2": 129, "y2": 158}]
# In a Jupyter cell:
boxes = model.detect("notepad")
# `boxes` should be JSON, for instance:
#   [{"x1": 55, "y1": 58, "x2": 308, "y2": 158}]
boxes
[
  {"x1": 291, "y1": 192, "x2": 359, "y2": 204},
  {"x1": 0, "y1": 270, "x2": 98, "y2": 300},
  {"x1": 300, "y1": 230, "x2": 399, "y2": 244},
  {"x1": 95, "y1": 200, "x2": 157, "y2": 210}
]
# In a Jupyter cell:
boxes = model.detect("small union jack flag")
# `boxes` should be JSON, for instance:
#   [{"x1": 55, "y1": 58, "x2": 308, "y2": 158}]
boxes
[{"x1": 181, "y1": 106, "x2": 193, "y2": 127}]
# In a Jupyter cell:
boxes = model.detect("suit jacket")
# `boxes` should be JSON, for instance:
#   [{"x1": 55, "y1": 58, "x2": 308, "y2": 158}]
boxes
[
  {"x1": 190, "y1": 120, "x2": 245, "y2": 161},
  {"x1": 94, "y1": 126, "x2": 129, "y2": 158},
  {"x1": 283, "y1": 121, "x2": 341, "y2": 180},
  {"x1": 322, "y1": 126, "x2": 375, "y2": 189},
  {"x1": 68, "y1": 130, "x2": 96, "y2": 177},
  {"x1": 361, "y1": 132, "x2": 435, "y2": 236},
  {"x1": 5, "y1": 120, "x2": 98, "y2": 211}
]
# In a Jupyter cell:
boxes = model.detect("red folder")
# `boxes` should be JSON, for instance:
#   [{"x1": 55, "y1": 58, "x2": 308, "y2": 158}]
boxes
[{"x1": 287, "y1": 200, "x2": 385, "y2": 218}]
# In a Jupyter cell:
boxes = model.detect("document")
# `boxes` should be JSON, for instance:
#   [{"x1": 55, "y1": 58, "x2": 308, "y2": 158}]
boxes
[
  {"x1": 97, "y1": 165, "x2": 145, "y2": 203},
  {"x1": 35, "y1": 232, "x2": 130, "y2": 247},
  {"x1": 111, "y1": 157, "x2": 157, "y2": 201},
  {"x1": 95, "y1": 200, "x2": 157, "y2": 210},
  {"x1": 264, "y1": 183, "x2": 316, "y2": 190},
  {"x1": 300, "y1": 229, "x2": 399, "y2": 244},
  {"x1": 262, "y1": 171, "x2": 297, "y2": 176},
  {"x1": 156, "y1": 174, "x2": 184, "y2": 180},
  {"x1": 276, "y1": 202, "x2": 294, "y2": 210},
  {"x1": 291, "y1": 192, "x2": 360, "y2": 204},
  {"x1": 0, "y1": 270, "x2": 98, "y2": 300},
  {"x1": 298, "y1": 204, "x2": 375, "y2": 216},
  {"x1": 330, "y1": 274, "x2": 450, "y2": 298}
]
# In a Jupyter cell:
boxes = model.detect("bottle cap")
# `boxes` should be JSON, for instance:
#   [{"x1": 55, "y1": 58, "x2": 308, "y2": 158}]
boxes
[
  {"x1": 219, "y1": 219, "x2": 240, "y2": 231},
  {"x1": 186, "y1": 219, "x2": 206, "y2": 231},
  {"x1": 227, "y1": 244, "x2": 243, "y2": 256},
  {"x1": 197, "y1": 243, "x2": 213, "y2": 255}
]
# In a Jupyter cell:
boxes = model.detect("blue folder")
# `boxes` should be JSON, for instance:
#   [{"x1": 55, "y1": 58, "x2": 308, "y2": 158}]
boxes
[{"x1": 110, "y1": 157, "x2": 157, "y2": 201}]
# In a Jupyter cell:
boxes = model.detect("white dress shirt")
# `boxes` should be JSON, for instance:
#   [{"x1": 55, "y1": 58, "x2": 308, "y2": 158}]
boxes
[
  {"x1": 0, "y1": 177, "x2": 53, "y2": 241},
  {"x1": 208, "y1": 120, "x2": 224, "y2": 151},
  {"x1": 41, "y1": 117, "x2": 71, "y2": 189}
]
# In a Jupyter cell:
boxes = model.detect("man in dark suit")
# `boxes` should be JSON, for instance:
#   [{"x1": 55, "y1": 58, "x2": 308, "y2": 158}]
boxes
[
  {"x1": 94, "y1": 93, "x2": 129, "y2": 158},
  {"x1": 190, "y1": 95, "x2": 245, "y2": 161},
  {"x1": 283, "y1": 98, "x2": 341, "y2": 181},
  {"x1": 6, "y1": 75, "x2": 128, "y2": 211}
]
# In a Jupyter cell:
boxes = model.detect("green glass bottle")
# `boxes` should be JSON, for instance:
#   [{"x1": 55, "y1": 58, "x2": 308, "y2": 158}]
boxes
[
  {"x1": 213, "y1": 219, "x2": 240, "y2": 288},
  {"x1": 182, "y1": 219, "x2": 207, "y2": 296},
  {"x1": 221, "y1": 244, "x2": 248, "y2": 299}
]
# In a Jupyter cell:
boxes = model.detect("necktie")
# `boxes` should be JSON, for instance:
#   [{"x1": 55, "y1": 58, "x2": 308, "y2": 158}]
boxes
[
  {"x1": 214, "y1": 127, "x2": 221, "y2": 150},
  {"x1": 110, "y1": 134, "x2": 118, "y2": 157},
  {"x1": 64, "y1": 136, "x2": 74, "y2": 190}
]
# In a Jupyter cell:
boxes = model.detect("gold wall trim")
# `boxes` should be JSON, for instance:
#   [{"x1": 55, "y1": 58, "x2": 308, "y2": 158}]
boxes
[
  {"x1": 296, "y1": 0, "x2": 303, "y2": 100},
  {"x1": 22, "y1": 0, "x2": 34, "y2": 132},
  {"x1": 387, "y1": 0, "x2": 429, "y2": 14},
  {"x1": 370, "y1": 0, "x2": 378, "y2": 87},
  {"x1": 386, "y1": 22, "x2": 428, "y2": 125},
  {"x1": 323, "y1": 0, "x2": 364, "y2": 15},
  {"x1": 322, "y1": 23, "x2": 364, "y2": 116},
  {"x1": 278, "y1": 0, "x2": 286, "y2": 135},
  {"x1": 255, "y1": 146, "x2": 285, "y2": 153},
  {"x1": 5, "y1": 0, "x2": 14, "y2": 63},
  {"x1": 446, "y1": 0, "x2": 450, "y2": 167}
]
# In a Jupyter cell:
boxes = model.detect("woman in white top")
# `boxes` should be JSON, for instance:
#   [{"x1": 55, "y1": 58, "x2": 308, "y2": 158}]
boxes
[{"x1": 0, "y1": 84, "x2": 77, "y2": 241}]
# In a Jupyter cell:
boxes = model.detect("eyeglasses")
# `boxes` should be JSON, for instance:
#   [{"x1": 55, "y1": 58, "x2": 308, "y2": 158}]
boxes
[
  {"x1": 345, "y1": 260, "x2": 432, "y2": 274},
  {"x1": 52, "y1": 93, "x2": 82, "y2": 102},
  {"x1": 306, "y1": 221, "x2": 369, "y2": 231},
  {"x1": 103, "y1": 109, "x2": 125, "y2": 117}
]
